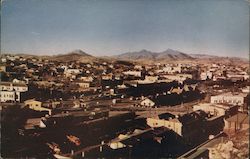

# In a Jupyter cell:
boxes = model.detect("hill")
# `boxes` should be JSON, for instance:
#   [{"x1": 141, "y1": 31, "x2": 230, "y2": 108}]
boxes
[
  {"x1": 49, "y1": 49, "x2": 97, "y2": 63},
  {"x1": 113, "y1": 49, "x2": 194, "y2": 62}
]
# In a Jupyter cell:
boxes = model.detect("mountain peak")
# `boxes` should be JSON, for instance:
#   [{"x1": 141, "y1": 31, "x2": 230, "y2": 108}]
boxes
[
  {"x1": 68, "y1": 49, "x2": 91, "y2": 56},
  {"x1": 139, "y1": 49, "x2": 151, "y2": 52},
  {"x1": 115, "y1": 48, "x2": 193, "y2": 61}
]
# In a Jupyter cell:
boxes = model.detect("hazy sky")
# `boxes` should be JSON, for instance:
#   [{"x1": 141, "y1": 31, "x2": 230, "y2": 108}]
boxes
[{"x1": 1, "y1": 0, "x2": 249, "y2": 58}]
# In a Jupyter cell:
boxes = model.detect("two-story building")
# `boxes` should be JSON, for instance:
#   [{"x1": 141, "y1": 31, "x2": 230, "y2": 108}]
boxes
[
  {"x1": 0, "y1": 82, "x2": 28, "y2": 102},
  {"x1": 210, "y1": 92, "x2": 248, "y2": 112}
]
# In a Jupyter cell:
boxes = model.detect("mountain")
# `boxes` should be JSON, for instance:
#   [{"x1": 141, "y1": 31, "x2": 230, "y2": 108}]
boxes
[
  {"x1": 189, "y1": 54, "x2": 248, "y2": 61},
  {"x1": 156, "y1": 49, "x2": 193, "y2": 59},
  {"x1": 50, "y1": 49, "x2": 97, "y2": 63},
  {"x1": 114, "y1": 49, "x2": 193, "y2": 62},
  {"x1": 189, "y1": 54, "x2": 222, "y2": 59}
]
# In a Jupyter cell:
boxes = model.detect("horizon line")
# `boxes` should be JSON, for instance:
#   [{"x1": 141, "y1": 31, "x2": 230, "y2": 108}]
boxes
[{"x1": 1, "y1": 48, "x2": 249, "y2": 60}]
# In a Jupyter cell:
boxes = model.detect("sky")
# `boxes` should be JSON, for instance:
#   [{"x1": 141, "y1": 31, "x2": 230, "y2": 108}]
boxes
[{"x1": 1, "y1": 0, "x2": 249, "y2": 58}]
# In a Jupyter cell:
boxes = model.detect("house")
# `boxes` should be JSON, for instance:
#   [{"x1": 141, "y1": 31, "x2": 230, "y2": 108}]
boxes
[
  {"x1": 0, "y1": 82, "x2": 28, "y2": 92},
  {"x1": 140, "y1": 98, "x2": 155, "y2": 108},
  {"x1": 163, "y1": 74, "x2": 192, "y2": 83},
  {"x1": 79, "y1": 76, "x2": 94, "y2": 82},
  {"x1": 64, "y1": 68, "x2": 81, "y2": 78},
  {"x1": 144, "y1": 76, "x2": 158, "y2": 82},
  {"x1": 102, "y1": 74, "x2": 113, "y2": 80},
  {"x1": 193, "y1": 103, "x2": 238, "y2": 117},
  {"x1": 224, "y1": 113, "x2": 249, "y2": 134},
  {"x1": 200, "y1": 71, "x2": 213, "y2": 80},
  {"x1": 147, "y1": 110, "x2": 208, "y2": 143},
  {"x1": 24, "y1": 99, "x2": 51, "y2": 115},
  {"x1": 170, "y1": 87, "x2": 183, "y2": 94},
  {"x1": 0, "y1": 82, "x2": 28, "y2": 102},
  {"x1": 0, "y1": 91, "x2": 20, "y2": 102},
  {"x1": 210, "y1": 92, "x2": 248, "y2": 111},
  {"x1": 75, "y1": 81, "x2": 90, "y2": 88},
  {"x1": 12, "y1": 78, "x2": 26, "y2": 84},
  {"x1": 227, "y1": 74, "x2": 249, "y2": 81},
  {"x1": 241, "y1": 86, "x2": 250, "y2": 93},
  {"x1": 134, "y1": 65, "x2": 143, "y2": 70},
  {"x1": 162, "y1": 65, "x2": 182, "y2": 74},
  {"x1": 24, "y1": 118, "x2": 45, "y2": 130},
  {"x1": 0, "y1": 65, "x2": 6, "y2": 72},
  {"x1": 65, "y1": 68, "x2": 81, "y2": 74},
  {"x1": 123, "y1": 70, "x2": 142, "y2": 77}
]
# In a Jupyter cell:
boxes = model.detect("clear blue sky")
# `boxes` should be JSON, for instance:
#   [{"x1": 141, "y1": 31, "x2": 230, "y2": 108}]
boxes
[{"x1": 1, "y1": 0, "x2": 249, "y2": 58}]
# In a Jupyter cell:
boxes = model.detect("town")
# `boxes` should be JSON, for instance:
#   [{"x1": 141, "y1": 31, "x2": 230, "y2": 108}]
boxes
[{"x1": 0, "y1": 51, "x2": 249, "y2": 159}]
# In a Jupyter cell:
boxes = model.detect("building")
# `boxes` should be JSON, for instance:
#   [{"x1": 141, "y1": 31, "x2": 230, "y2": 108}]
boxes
[
  {"x1": 210, "y1": 92, "x2": 248, "y2": 111},
  {"x1": 140, "y1": 98, "x2": 155, "y2": 108},
  {"x1": 193, "y1": 103, "x2": 238, "y2": 117},
  {"x1": 0, "y1": 82, "x2": 28, "y2": 92},
  {"x1": 123, "y1": 71, "x2": 142, "y2": 77},
  {"x1": 200, "y1": 71, "x2": 213, "y2": 80},
  {"x1": 102, "y1": 74, "x2": 113, "y2": 80},
  {"x1": 147, "y1": 110, "x2": 208, "y2": 143},
  {"x1": 24, "y1": 99, "x2": 52, "y2": 115},
  {"x1": 163, "y1": 74, "x2": 192, "y2": 83},
  {"x1": 0, "y1": 91, "x2": 20, "y2": 102},
  {"x1": 65, "y1": 68, "x2": 81, "y2": 74},
  {"x1": 0, "y1": 65, "x2": 6, "y2": 72},
  {"x1": 79, "y1": 76, "x2": 94, "y2": 82},
  {"x1": 227, "y1": 74, "x2": 249, "y2": 81},
  {"x1": 241, "y1": 86, "x2": 250, "y2": 93},
  {"x1": 144, "y1": 76, "x2": 158, "y2": 82},
  {"x1": 162, "y1": 65, "x2": 182, "y2": 74},
  {"x1": 0, "y1": 82, "x2": 28, "y2": 102},
  {"x1": 12, "y1": 78, "x2": 26, "y2": 84},
  {"x1": 75, "y1": 81, "x2": 90, "y2": 88},
  {"x1": 224, "y1": 113, "x2": 249, "y2": 134}
]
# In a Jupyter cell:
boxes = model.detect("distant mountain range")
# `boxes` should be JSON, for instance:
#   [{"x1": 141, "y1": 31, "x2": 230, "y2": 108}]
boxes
[
  {"x1": 2, "y1": 49, "x2": 248, "y2": 64},
  {"x1": 113, "y1": 49, "x2": 194, "y2": 61}
]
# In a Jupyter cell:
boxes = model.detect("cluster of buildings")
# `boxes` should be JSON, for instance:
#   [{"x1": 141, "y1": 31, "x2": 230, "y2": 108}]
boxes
[{"x1": 0, "y1": 54, "x2": 249, "y2": 158}]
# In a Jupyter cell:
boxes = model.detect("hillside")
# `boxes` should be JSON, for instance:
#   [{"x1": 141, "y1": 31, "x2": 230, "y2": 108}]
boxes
[
  {"x1": 113, "y1": 49, "x2": 194, "y2": 62},
  {"x1": 49, "y1": 49, "x2": 97, "y2": 63}
]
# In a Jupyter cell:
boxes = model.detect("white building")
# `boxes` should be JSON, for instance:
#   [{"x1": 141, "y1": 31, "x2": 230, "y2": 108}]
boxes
[
  {"x1": 79, "y1": 76, "x2": 94, "y2": 82},
  {"x1": 241, "y1": 86, "x2": 250, "y2": 93},
  {"x1": 147, "y1": 117, "x2": 182, "y2": 136},
  {"x1": 64, "y1": 68, "x2": 81, "y2": 78},
  {"x1": 200, "y1": 71, "x2": 213, "y2": 80},
  {"x1": 162, "y1": 65, "x2": 182, "y2": 74},
  {"x1": 123, "y1": 70, "x2": 142, "y2": 77},
  {"x1": 211, "y1": 92, "x2": 247, "y2": 106},
  {"x1": 75, "y1": 81, "x2": 90, "y2": 88},
  {"x1": 164, "y1": 74, "x2": 192, "y2": 83},
  {"x1": 144, "y1": 75, "x2": 158, "y2": 82},
  {"x1": 0, "y1": 82, "x2": 28, "y2": 92},
  {"x1": 0, "y1": 82, "x2": 28, "y2": 102},
  {"x1": 210, "y1": 92, "x2": 248, "y2": 111},
  {"x1": 0, "y1": 91, "x2": 20, "y2": 102},
  {"x1": 140, "y1": 98, "x2": 155, "y2": 108},
  {"x1": 193, "y1": 103, "x2": 238, "y2": 117},
  {"x1": 0, "y1": 65, "x2": 6, "y2": 72},
  {"x1": 24, "y1": 99, "x2": 51, "y2": 115}
]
